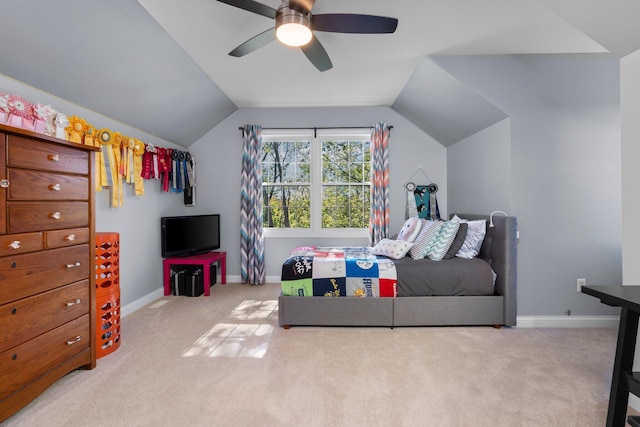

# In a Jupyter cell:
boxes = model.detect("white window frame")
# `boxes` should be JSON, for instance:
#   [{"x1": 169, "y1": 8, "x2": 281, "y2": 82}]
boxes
[{"x1": 262, "y1": 128, "x2": 371, "y2": 238}]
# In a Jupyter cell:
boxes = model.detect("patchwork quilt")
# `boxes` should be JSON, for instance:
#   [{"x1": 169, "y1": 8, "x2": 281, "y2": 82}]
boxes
[{"x1": 281, "y1": 246, "x2": 397, "y2": 297}]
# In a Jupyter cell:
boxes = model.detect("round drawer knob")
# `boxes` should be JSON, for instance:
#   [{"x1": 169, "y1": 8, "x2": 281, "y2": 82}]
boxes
[
  {"x1": 50, "y1": 183, "x2": 62, "y2": 191},
  {"x1": 51, "y1": 212, "x2": 62, "y2": 220},
  {"x1": 0, "y1": 179, "x2": 9, "y2": 188},
  {"x1": 65, "y1": 234, "x2": 76, "y2": 241},
  {"x1": 48, "y1": 154, "x2": 60, "y2": 162},
  {"x1": 9, "y1": 240, "x2": 21, "y2": 250},
  {"x1": 12, "y1": 353, "x2": 17, "y2": 361},
  {"x1": 11, "y1": 307, "x2": 17, "y2": 315}
]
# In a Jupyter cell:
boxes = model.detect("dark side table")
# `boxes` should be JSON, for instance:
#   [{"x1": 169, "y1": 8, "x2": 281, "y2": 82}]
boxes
[{"x1": 582, "y1": 285, "x2": 640, "y2": 427}]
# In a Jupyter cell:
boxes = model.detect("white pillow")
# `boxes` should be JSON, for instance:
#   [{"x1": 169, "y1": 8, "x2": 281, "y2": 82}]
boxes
[
  {"x1": 371, "y1": 239, "x2": 414, "y2": 260},
  {"x1": 408, "y1": 221, "x2": 442, "y2": 260},
  {"x1": 455, "y1": 216, "x2": 487, "y2": 259},
  {"x1": 397, "y1": 217, "x2": 422, "y2": 243}
]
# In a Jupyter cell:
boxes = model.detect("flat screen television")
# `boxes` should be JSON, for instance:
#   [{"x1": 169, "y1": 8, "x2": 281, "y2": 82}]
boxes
[{"x1": 161, "y1": 214, "x2": 220, "y2": 258}]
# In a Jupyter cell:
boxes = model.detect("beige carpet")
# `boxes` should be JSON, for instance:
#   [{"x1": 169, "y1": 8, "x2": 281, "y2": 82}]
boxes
[{"x1": 2, "y1": 283, "x2": 622, "y2": 426}]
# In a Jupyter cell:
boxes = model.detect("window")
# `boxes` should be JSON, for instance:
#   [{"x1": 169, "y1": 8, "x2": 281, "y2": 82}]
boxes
[{"x1": 262, "y1": 129, "x2": 371, "y2": 237}]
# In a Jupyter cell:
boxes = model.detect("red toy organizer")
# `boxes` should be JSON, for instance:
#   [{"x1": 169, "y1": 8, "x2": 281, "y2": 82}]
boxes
[{"x1": 95, "y1": 232, "x2": 121, "y2": 358}]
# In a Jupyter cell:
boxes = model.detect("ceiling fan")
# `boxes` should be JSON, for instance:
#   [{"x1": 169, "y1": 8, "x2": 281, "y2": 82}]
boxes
[{"x1": 217, "y1": 0, "x2": 398, "y2": 71}]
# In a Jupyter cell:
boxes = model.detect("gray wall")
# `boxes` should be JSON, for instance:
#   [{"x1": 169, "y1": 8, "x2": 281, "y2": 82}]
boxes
[
  {"x1": 439, "y1": 55, "x2": 621, "y2": 316},
  {"x1": 622, "y1": 47, "x2": 640, "y2": 412},
  {"x1": 622, "y1": 50, "x2": 640, "y2": 285},
  {"x1": 189, "y1": 107, "x2": 447, "y2": 279},
  {"x1": 448, "y1": 118, "x2": 512, "y2": 214}
]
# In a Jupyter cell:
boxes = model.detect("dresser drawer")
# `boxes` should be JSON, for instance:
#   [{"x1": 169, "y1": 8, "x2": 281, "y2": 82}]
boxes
[
  {"x1": 0, "y1": 245, "x2": 89, "y2": 304},
  {"x1": 0, "y1": 280, "x2": 89, "y2": 353},
  {"x1": 7, "y1": 202, "x2": 88, "y2": 233},
  {"x1": 0, "y1": 314, "x2": 90, "y2": 400},
  {"x1": 0, "y1": 232, "x2": 43, "y2": 256},
  {"x1": 7, "y1": 169, "x2": 88, "y2": 201},
  {"x1": 45, "y1": 228, "x2": 90, "y2": 249},
  {"x1": 7, "y1": 136, "x2": 89, "y2": 175}
]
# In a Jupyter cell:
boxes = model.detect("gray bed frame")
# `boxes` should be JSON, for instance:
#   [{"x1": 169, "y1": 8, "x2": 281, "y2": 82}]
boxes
[{"x1": 278, "y1": 213, "x2": 517, "y2": 328}]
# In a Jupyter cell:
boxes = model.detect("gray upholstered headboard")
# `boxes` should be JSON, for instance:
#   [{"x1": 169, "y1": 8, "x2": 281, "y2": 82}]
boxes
[{"x1": 451, "y1": 213, "x2": 518, "y2": 326}]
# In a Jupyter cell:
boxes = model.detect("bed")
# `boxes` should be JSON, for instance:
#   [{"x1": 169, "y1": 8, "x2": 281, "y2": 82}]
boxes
[{"x1": 278, "y1": 213, "x2": 517, "y2": 328}]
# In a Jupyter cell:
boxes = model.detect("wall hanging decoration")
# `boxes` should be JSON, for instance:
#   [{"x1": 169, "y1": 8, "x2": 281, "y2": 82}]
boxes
[
  {"x1": 67, "y1": 115, "x2": 87, "y2": 144},
  {"x1": 404, "y1": 166, "x2": 440, "y2": 220},
  {"x1": 54, "y1": 112, "x2": 69, "y2": 139},
  {"x1": 0, "y1": 89, "x2": 194, "y2": 207},
  {"x1": 5, "y1": 94, "x2": 32, "y2": 129}
]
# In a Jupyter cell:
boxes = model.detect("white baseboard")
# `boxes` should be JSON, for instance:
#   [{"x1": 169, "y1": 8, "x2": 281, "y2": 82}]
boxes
[
  {"x1": 121, "y1": 288, "x2": 164, "y2": 318},
  {"x1": 516, "y1": 315, "x2": 619, "y2": 328},
  {"x1": 121, "y1": 287, "x2": 620, "y2": 329}
]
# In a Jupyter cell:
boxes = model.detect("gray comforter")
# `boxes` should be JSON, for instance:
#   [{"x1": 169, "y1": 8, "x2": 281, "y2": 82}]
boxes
[{"x1": 392, "y1": 256, "x2": 495, "y2": 297}]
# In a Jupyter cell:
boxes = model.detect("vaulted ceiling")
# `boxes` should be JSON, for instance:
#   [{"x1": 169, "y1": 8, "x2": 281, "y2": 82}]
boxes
[{"x1": 1, "y1": 0, "x2": 639, "y2": 147}]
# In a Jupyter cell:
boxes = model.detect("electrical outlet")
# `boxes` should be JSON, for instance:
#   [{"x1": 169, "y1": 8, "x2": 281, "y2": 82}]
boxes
[{"x1": 577, "y1": 278, "x2": 586, "y2": 292}]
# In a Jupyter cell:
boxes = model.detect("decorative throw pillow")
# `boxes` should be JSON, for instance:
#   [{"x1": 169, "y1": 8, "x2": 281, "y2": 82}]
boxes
[
  {"x1": 443, "y1": 223, "x2": 468, "y2": 259},
  {"x1": 408, "y1": 221, "x2": 442, "y2": 260},
  {"x1": 455, "y1": 217, "x2": 487, "y2": 259},
  {"x1": 425, "y1": 216, "x2": 461, "y2": 261},
  {"x1": 397, "y1": 217, "x2": 422, "y2": 242},
  {"x1": 479, "y1": 235, "x2": 493, "y2": 265},
  {"x1": 371, "y1": 239, "x2": 414, "y2": 260}
]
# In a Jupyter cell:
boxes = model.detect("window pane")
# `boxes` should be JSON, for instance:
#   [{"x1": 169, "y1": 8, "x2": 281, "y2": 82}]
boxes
[
  {"x1": 296, "y1": 160, "x2": 309, "y2": 181},
  {"x1": 263, "y1": 133, "x2": 371, "y2": 230},
  {"x1": 349, "y1": 163, "x2": 363, "y2": 183},
  {"x1": 319, "y1": 136, "x2": 371, "y2": 229},
  {"x1": 350, "y1": 141, "x2": 364, "y2": 162},
  {"x1": 322, "y1": 185, "x2": 337, "y2": 205},
  {"x1": 297, "y1": 141, "x2": 310, "y2": 162},
  {"x1": 262, "y1": 185, "x2": 310, "y2": 228},
  {"x1": 262, "y1": 140, "x2": 310, "y2": 184}
]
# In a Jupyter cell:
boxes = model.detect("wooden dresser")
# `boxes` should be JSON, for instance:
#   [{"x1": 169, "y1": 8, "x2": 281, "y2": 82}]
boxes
[{"x1": 0, "y1": 123, "x2": 97, "y2": 422}]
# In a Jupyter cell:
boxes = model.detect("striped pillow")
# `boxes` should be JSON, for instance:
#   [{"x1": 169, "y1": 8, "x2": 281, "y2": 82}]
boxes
[
  {"x1": 425, "y1": 217, "x2": 461, "y2": 261},
  {"x1": 408, "y1": 221, "x2": 442, "y2": 260}
]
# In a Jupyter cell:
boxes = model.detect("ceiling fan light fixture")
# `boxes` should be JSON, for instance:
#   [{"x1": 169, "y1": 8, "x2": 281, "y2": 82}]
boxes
[{"x1": 276, "y1": 8, "x2": 312, "y2": 47}]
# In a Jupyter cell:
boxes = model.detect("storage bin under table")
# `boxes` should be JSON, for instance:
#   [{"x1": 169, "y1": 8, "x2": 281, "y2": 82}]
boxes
[{"x1": 163, "y1": 252, "x2": 226, "y2": 297}]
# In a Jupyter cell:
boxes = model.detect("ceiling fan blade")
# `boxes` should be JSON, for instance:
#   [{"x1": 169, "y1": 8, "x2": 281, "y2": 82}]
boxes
[
  {"x1": 312, "y1": 14, "x2": 398, "y2": 34},
  {"x1": 216, "y1": 0, "x2": 277, "y2": 19},
  {"x1": 229, "y1": 27, "x2": 275, "y2": 57},
  {"x1": 300, "y1": 35, "x2": 332, "y2": 72}
]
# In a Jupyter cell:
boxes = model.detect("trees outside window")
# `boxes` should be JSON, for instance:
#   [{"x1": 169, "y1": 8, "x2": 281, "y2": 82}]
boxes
[{"x1": 262, "y1": 129, "x2": 370, "y2": 235}]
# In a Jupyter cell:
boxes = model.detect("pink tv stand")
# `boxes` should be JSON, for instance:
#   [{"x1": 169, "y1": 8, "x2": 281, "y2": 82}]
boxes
[{"x1": 163, "y1": 251, "x2": 226, "y2": 296}]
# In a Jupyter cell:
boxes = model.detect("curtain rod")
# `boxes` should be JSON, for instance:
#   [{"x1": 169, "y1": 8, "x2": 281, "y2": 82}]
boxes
[{"x1": 238, "y1": 125, "x2": 393, "y2": 137}]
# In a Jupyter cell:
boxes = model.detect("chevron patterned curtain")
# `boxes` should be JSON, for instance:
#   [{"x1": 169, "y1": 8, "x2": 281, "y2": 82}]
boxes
[
  {"x1": 369, "y1": 122, "x2": 391, "y2": 246},
  {"x1": 240, "y1": 125, "x2": 265, "y2": 285}
]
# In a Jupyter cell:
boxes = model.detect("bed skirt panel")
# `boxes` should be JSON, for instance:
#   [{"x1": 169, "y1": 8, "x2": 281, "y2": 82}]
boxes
[
  {"x1": 392, "y1": 296, "x2": 504, "y2": 326},
  {"x1": 278, "y1": 295, "x2": 504, "y2": 327},
  {"x1": 279, "y1": 295, "x2": 394, "y2": 327}
]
